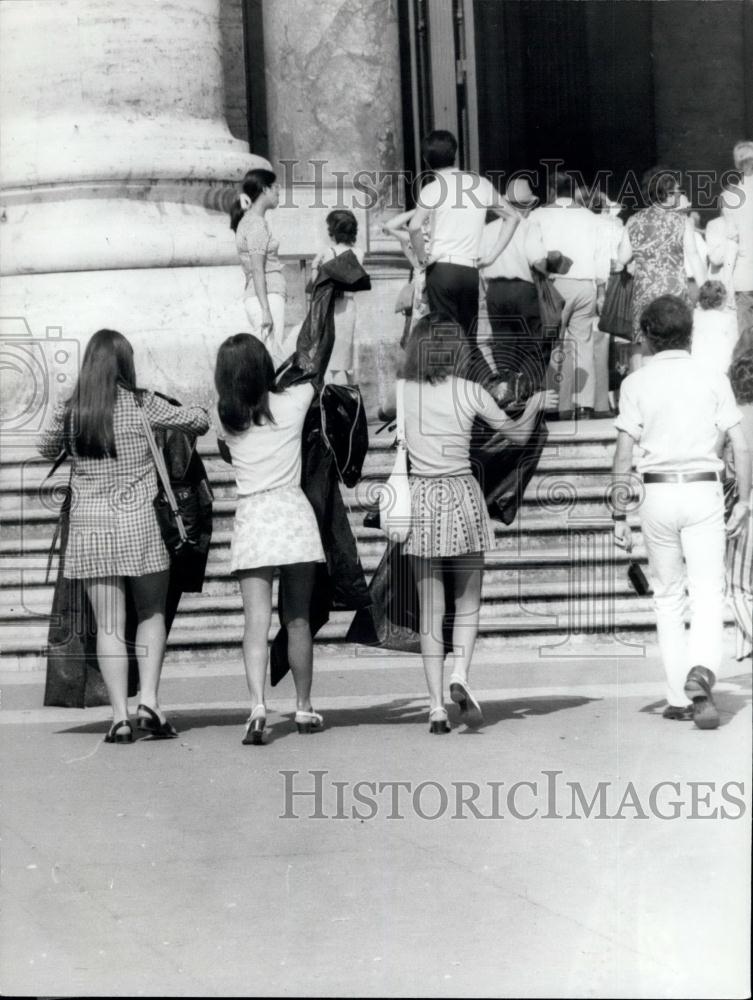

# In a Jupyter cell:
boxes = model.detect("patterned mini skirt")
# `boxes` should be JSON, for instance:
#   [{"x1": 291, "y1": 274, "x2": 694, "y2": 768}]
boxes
[
  {"x1": 230, "y1": 485, "x2": 325, "y2": 572},
  {"x1": 403, "y1": 474, "x2": 495, "y2": 559}
]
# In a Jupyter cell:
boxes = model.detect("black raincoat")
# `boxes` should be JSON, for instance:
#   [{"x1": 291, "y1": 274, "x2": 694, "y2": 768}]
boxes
[
  {"x1": 346, "y1": 410, "x2": 550, "y2": 654},
  {"x1": 266, "y1": 249, "x2": 373, "y2": 684}
]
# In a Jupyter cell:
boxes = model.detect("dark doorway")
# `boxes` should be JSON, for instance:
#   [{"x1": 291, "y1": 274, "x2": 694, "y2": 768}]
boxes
[{"x1": 473, "y1": 0, "x2": 656, "y2": 196}]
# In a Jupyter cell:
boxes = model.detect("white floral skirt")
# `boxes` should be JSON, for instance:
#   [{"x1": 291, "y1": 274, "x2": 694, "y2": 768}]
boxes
[{"x1": 230, "y1": 485, "x2": 325, "y2": 572}]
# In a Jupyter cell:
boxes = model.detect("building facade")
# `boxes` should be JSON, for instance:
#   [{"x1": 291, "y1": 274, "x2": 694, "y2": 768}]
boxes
[{"x1": 1, "y1": 0, "x2": 752, "y2": 421}]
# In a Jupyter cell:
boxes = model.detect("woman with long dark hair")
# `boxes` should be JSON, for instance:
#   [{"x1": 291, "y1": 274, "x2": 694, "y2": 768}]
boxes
[
  {"x1": 230, "y1": 168, "x2": 286, "y2": 366},
  {"x1": 214, "y1": 334, "x2": 325, "y2": 744},
  {"x1": 38, "y1": 329, "x2": 210, "y2": 743},
  {"x1": 400, "y1": 315, "x2": 555, "y2": 733}
]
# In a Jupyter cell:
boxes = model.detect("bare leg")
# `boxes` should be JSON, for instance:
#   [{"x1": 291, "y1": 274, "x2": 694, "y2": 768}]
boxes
[
  {"x1": 411, "y1": 556, "x2": 446, "y2": 711},
  {"x1": 630, "y1": 343, "x2": 644, "y2": 372},
  {"x1": 237, "y1": 568, "x2": 274, "y2": 711},
  {"x1": 128, "y1": 570, "x2": 170, "y2": 718},
  {"x1": 447, "y1": 554, "x2": 482, "y2": 683},
  {"x1": 84, "y1": 576, "x2": 129, "y2": 727},
  {"x1": 279, "y1": 562, "x2": 316, "y2": 712}
]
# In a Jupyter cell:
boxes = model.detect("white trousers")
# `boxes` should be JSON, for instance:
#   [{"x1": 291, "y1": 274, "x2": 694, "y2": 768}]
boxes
[
  {"x1": 640, "y1": 481, "x2": 726, "y2": 706},
  {"x1": 244, "y1": 292, "x2": 286, "y2": 368}
]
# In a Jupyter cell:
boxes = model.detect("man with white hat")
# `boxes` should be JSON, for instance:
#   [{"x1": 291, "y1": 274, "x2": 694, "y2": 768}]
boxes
[
  {"x1": 478, "y1": 176, "x2": 549, "y2": 392},
  {"x1": 722, "y1": 140, "x2": 753, "y2": 332}
]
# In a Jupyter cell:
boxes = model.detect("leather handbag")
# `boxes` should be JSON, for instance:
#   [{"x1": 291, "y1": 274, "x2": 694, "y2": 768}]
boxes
[
  {"x1": 378, "y1": 379, "x2": 411, "y2": 543},
  {"x1": 136, "y1": 397, "x2": 209, "y2": 558},
  {"x1": 598, "y1": 271, "x2": 634, "y2": 340}
]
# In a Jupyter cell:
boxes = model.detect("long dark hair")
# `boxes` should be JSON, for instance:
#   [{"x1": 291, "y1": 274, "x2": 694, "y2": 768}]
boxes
[
  {"x1": 229, "y1": 168, "x2": 277, "y2": 232},
  {"x1": 64, "y1": 329, "x2": 138, "y2": 458},
  {"x1": 399, "y1": 314, "x2": 470, "y2": 384},
  {"x1": 215, "y1": 333, "x2": 279, "y2": 432}
]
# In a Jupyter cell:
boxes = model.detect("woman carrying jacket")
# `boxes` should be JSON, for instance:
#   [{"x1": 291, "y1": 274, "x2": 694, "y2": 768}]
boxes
[
  {"x1": 214, "y1": 333, "x2": 326, "y2": 745},
  {"x1": 400, "y1": 314, "x2": 555, "y2": 733},
  {"x1": 38, "y1": 328, "x2": 210, "y2": 743}
]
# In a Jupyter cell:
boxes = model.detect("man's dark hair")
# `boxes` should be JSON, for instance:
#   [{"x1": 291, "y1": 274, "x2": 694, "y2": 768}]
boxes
[
  {"x1": 640, "y1": 295, "x2": 693, "y2": 352},
  {"x1": 697, "y1": 280, "x2": 727, "y2": 311},
  {"x1": 422, "y1": 130, "x2": 458, "y2": 170}
]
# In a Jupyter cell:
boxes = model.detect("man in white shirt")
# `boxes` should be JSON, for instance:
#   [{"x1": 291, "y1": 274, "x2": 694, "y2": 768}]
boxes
[
  {"x1": 408, "y1": 130, "x2": 519, "y2": 386},
  {"x1": 721, "y1": 141, "x2": 753, "y2": 333},
  {"x1": 479, "y1": 177, "x2": 550, "y2": 392},
  {"x1": 534, "y1": 173, "x2": 610, "y2": 418},
  {"x1": 612, "y1": 295, "x2": 751, "y2": 729}
]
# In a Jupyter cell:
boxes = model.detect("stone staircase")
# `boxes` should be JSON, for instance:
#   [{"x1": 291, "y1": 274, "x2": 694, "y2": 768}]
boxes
[{"x1": 0, "y1": 419, "x2": 701, "y2": 671}]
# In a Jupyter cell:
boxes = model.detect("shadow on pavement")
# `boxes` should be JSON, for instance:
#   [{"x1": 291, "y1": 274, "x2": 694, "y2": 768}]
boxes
[{"x1": 54, "y1": 694, "x2": 600, "y2": 742}]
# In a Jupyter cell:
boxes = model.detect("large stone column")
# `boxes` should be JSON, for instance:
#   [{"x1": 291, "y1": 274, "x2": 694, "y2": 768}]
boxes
[
  {"x1": 0, "y1": 0, "x2": 267, "y2": 425},
  {"x1": 259, "y1": 0, "x2": 409, "y2": 412}
]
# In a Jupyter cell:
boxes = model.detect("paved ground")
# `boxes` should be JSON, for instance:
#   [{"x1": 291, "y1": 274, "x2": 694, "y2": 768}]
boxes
[{"x1": 1, "y1": 643, "x2": 751, "y2": 998}]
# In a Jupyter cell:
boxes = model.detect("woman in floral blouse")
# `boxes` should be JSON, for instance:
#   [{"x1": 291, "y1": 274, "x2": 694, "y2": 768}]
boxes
[{"x1": 618, "y1": 166, "x2": 706, "y2": 367}]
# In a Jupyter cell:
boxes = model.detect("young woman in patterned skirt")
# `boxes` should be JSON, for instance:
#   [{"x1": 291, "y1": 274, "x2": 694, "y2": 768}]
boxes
[
  {"x1": 400, "y1": 315, "x2": 555, "y2": 733},
  {"x1": 214, "y1": 334, "x2": 325, "y2": 744},
  {"x1": 38, "y1": 329, "x2": 210, "y2": 744}
]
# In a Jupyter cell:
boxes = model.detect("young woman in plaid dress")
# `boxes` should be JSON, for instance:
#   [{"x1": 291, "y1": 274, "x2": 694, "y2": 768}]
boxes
[
  {"x1": 38, "y1": 329, "x2": 210, "y2": 743},
  {"x1": 214, "y1": 334, "x2": 325, "y2": 745}
]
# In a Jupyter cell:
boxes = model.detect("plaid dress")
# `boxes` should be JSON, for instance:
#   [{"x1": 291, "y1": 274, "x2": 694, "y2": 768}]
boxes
[{"x1": 38, "y1": 388, "x2": 210, "y2": 579}]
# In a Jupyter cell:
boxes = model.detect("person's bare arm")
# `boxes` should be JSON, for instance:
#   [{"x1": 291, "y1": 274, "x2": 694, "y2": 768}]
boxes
[
  {"x1": 683, "y1": 217, "x2": 706, "y2": 287},
  {"x1": 383, "y1": 209, "x2": 415, "y2": 241},
  {"x1": 617, "y1": 228, "x2": 633, "y2": 268},
  {"x1": 249, "y1": 253, "x2": 273, "y2": 330},
  {"x1": 478, "y1": 215, "x2": 520, "y2": 268},
  {"x1": 408, "y1": 204, "x2": 431, "y2": 266},
  {"x1": 483, "y1": 389, "x2": 557, "y2": 444},
  {"x1": 611, "y1": 430, "x2": 636, "y2": 551},
  {"x1": 726, "y1": 422, "x2": 752, "y2": 537}
]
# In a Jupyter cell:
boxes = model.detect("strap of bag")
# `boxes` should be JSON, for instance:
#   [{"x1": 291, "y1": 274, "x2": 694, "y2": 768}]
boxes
[
  {"x1": 136, "y1": 394, "x2": 188, "y2": 544},
  {"x1": 44, "y1": 451, "x2": 72, "y2": 584}
]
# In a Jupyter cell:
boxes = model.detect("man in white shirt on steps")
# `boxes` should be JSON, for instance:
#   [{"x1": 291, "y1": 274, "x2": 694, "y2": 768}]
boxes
[
  {"x1": 408, "y1": 130, "x2": 520, "y2": 387},
  {"x1": 534, "y1": 172, "x2": 610, "y2": 419}
]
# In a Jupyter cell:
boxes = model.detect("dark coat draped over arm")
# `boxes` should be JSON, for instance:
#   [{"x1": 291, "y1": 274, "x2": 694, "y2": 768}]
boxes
[
  {"x1": 346, "y1": 409, "x2": 549, "y2": 654},
  {"x1": 269, "y1": 250, "x2": 372, "y2": 685}
]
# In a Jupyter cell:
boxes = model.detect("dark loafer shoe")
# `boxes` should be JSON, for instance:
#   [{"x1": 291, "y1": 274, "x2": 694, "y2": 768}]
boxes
[
  {"x1": 662, "y1": 704, "x2": 694, "y2": 721},
  {"x1": 683, "y1": 666, "x2": 720, "y2": 730}
]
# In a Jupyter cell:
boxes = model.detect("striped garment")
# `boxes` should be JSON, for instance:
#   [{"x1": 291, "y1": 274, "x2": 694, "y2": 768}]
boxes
[
  {"x1": 725, "y1": 510, "x2": 753, "y2": 660},
  {"x1": 403, "y1": 474, "x2": 494, "y2": 559}
]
